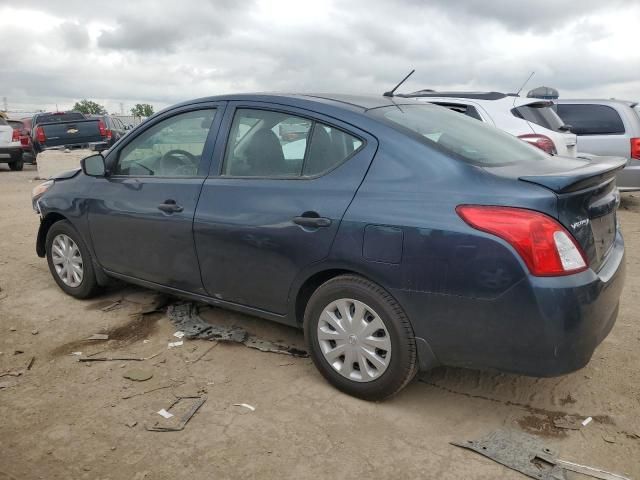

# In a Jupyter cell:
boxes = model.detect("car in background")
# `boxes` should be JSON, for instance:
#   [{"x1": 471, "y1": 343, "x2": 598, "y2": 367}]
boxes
[
  {"x1": 7, "y1": 119, "x2": 35, "y2": 162},
  {"x1": 0, "y1": 116, "x2": 24, "y2": 170},
  {"x1": 31, "y1": 93, "x2": 625, "y2": 400},
  {"x1": 87, "y1": 114, "x2": 131, "y2": 148},
  {"x1": 556, "y1": 99, "x2": 640, "y2": 191},
  {"x1": 31, "y1": 111, "x2": 108, "y2": 154},
  {"x1": 401, "y1": 91, "x2": 578, "y2": 157}
]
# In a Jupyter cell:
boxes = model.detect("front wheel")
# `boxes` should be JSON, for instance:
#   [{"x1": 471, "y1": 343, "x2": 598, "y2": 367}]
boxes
[
  {"x1": 45, "y1": 220, "x2": 101, "y2": 299},
  {"x1": 304, "y1": 275, "x2": 417, "y2": 400}
]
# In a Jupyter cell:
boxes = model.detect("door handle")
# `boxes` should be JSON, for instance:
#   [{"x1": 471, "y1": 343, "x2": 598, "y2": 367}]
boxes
[
  {"x1": 293, "y1": 216, "x2": 332, "y2": 228},
  {"x1": 158, "y1": 199, "x2": 183, "y2": 213}
]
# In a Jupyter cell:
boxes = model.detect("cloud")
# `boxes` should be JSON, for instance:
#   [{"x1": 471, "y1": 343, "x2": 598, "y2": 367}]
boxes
[{"x1": 0, "y1": 0, "x2": 638, "y2": 114}]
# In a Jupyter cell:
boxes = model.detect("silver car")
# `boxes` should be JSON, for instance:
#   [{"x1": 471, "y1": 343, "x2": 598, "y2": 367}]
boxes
[{"x1": 556, "y1": 99, "x2": 640, "y2": 191}]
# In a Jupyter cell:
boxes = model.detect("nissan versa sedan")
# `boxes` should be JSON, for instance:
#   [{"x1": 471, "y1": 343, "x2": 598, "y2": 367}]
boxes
[{"x1": 32, "y1": 94, "x2": 626, "y2": 400}]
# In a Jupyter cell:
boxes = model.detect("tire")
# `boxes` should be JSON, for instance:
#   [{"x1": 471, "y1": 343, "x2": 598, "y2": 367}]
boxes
[
  {"x1": 45, "y1": 220, "x2": 101, "y2": 299},
  {"x1": 9, "y1": 153, "x2": 23, "y2": 171},
  {"x1": 304, "y1": 275, "x2": 418, "y2": 400}
]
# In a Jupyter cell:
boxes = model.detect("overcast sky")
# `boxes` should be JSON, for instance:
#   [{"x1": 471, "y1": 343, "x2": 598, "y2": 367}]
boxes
[{"x1": 1, "y1": 0, "x2": 639, "y2": 114}]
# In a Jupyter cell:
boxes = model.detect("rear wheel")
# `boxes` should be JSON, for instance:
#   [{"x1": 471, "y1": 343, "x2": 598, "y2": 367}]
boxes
[
  {"x1": 9, "y1": 153, "x2": 23, "y2": 171},
  {"x1": 304, "y1": 275, "x2": 417, "y2": 400},
  {"x1": 46, "y1": 220, "x2": 101, "y2": 299}
]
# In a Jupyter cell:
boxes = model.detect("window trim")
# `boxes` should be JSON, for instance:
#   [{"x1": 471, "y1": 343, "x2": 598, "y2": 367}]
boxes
[
  {"x1": 106, "y1": 105, "x2": 221, "y2": 179},
  {"x1": 219, "y1": 105, "x2": 366, "y2": 181},
  {"x1": 557, "y1": 103, "x2": 626, "y2": 136}
]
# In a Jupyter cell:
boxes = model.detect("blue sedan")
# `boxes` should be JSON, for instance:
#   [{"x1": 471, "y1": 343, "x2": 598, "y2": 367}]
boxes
[{"x1": 32, "y1": 94, "x2": 626, "y2": 400}]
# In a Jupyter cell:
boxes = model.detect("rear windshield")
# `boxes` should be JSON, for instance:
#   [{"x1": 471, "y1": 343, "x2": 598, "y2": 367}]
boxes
[
  {"x1": 512, "y1": 103, "x2": 565, "y2": 132},
  {"x1": 36, "y1": 112, "x2": 85, "y2": 124},
  {"x1": 555, "y1": 104, "x2": 625, "y2": 135},
  {"x1": 8, "y1": 120, "x2": 22, "y2": 129},
  {"x1": 370, "y1": 104, "x2": 548, "y2": 166}
]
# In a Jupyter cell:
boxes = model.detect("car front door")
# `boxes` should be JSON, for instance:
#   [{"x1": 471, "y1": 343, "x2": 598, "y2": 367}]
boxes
[
  {"x1": 193, "y1": 103, "x2": 378, "y2": 315},
  {"x1": 87, "y1": 104, "x2": 223, "y2": 294}
]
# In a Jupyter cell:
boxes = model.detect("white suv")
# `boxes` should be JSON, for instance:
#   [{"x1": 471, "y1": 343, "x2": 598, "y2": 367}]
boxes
[
  {"x1": 401, "y1": 91, "x2": 578, "y2": 157},
  {"x1": 0, "y1": 116, "x2": 24, "y2": 170}
]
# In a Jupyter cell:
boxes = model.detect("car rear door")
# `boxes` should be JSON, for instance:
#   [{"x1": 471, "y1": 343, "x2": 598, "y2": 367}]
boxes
[
  {"x1": 87, "y1": 103, "x2": 224, "y2": 294},
  {"x1": 193, "y1": 102, "x2": 378, "y2": 315}
]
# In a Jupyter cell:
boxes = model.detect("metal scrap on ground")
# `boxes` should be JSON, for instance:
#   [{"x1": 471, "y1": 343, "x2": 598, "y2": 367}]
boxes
[
  {"x1": 166, "y1": 303, "x2": 309, "y2": 357},
  {"x1": 452, "y1": 430, "x2": 630, "y2": 480},
  {"x1": 146, "y1": 396, "x2": 206, "y2": 432}
]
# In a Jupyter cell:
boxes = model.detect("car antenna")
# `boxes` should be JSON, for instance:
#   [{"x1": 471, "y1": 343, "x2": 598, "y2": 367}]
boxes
[
  {"x1": 383, "y1": 69, "x2": 415, "y2": 97},
  {"x1": 514, "y1": 71, "x2": 535, "y2": 97}
]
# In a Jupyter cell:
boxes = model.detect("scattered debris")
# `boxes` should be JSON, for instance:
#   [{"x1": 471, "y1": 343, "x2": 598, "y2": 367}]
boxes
[
  {"x1": 452, "y1": 430, "x2": 631, "y2": 480},
  {"x1": 602, "y1": 435, "x2": 617, "y2": 444},
  {"x1": 70, "y1": 351, "x2": 83, "y2": 356},
  {"x1": 87, "y1": 333, "x2": 109, "y2": 341},
  {"x1": 147, "y1": 396, "x2": 206, "y2": 432},
  {"x1": 78, "y1": 352, "x2": 161, "y2": 363},
  {"x1": 123, "y1": 369, "x2": 154, "y2": 382},
  {"x1": 126, "y1": 421, "x2": 138, "y2": 428},
  {"x1": 13, "y1": 349, "x2": 24, "y2": 355},
  {"x1": 31, "y1": 329, "x2": 39, "y2": 335},
  {"x1": 26, "y1": 356, "x2": 35, "y2": 371},
  {"x1": 244, "y1": 336, "x2": 308, "y2": 357},
  {"x1": 157, "y1": 409, "x2": 174, "y2": 419},
  {"x1": 186, "y1": 342, "x2": 218, "y2": 364},
  {"x1": 9, "y1": 327, "x2": 16, "y2": 332},
  {"x1": 168, "y1": 341, "x2": 183, "y2": 348},
  {"x1": 0, "y1": 379, "x2": 19, "y2": 389},
  {"x1": 582, "y1": 416, "x2": 593, "y2": 426},
  {"x1": 121, "y1": 382, "x2": 183, "y2": 400},
  {"x1": 233, "y1": 403, "x2": 256, "y2": 412},
  {"x1": 101, "y1": 300, "x2": 123, "y2": 312},
  {"x1": 173, "y1": 331, "x2": 185, "y2": 339},
  {"x1": 167, "y1": 302, "x2": 308, "y2": 357},
  {"x1": 553, "y1": 416, "x2": 583, "y2": 430}
]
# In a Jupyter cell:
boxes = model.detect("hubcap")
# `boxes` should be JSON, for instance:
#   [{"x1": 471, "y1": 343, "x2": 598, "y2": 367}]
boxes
[
  {"x1": 51, "y1": 234, "x2": 83, "y2": 288},
  {"x1": 317, "y1": 298, "x2": 391, "y2": 382}
]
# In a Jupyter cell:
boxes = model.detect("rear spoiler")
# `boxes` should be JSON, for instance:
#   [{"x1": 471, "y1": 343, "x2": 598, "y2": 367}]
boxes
[{"x1": 519, "y1": 156, "x2": 627, "y2": 193}]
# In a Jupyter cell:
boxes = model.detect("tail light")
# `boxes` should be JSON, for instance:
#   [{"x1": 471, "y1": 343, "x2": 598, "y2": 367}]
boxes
[
  {"x1": 98, "y1": 120, "x2": 107, "y2": 138},
  {"x1": 36, "y1": 126, "x2": 46, "y2": 143},
  {"x1": 11, "y1": 129, "x2": 20, "y2": 142},
  {"x1": 20, "y1": 136, "x2": 29, "y2": 146},
  {"x1": 631, "y1": 138, "x2": 640, "y2": 160},
  {"x1": 518, "y1": 134, "x2": 557, "y2": 155},
  {"x1": 105, "y1": 129, "x2": 112, "y2": 140},
  {"x1": 456, "y1": 205, "x2": 588, "y2": 276}
]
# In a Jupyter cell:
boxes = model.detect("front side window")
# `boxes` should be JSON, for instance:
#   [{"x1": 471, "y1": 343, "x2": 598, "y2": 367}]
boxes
[
  {"x1": 371, "y1": 104, "x2": 548, "y2": 166},
  {"x1": 556, "y1": 104, "x2": 625, "y2": 135},
  {"x1": 223, "y1": 108, "x2": 362, "y2": 177},
  {"x1": 113, "y1": 109, "x2": 216, "y2": 177}
]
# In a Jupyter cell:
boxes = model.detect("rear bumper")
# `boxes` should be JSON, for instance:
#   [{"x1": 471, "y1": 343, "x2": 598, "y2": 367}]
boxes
[
  {"x1": 616, "y1": 161, "x2": 640, "y2": 191},
  {"x1": 0, "y1": 146, "x2": 22, "y2": 162},
  {"x1": 396, "y1": 231, "x2": 625, "y2": 376}
]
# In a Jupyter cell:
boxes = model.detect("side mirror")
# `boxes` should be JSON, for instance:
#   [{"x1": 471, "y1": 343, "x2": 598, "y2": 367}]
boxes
[{"x1": 81, "y1": 153, "x2": 106, "y2": 177}]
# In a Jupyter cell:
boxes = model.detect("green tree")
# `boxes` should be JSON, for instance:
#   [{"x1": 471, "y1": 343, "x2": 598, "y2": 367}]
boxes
[
  {"x1": 72, "y1": 99, "x2": 107, "y2": 115},
  {"x1": 131, "y1": 103, "x2": 154, "y2": 117}
]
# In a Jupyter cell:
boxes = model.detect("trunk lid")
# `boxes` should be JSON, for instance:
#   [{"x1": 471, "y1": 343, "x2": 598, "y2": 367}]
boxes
[
  {"x1": 0, "y1": 125, "x2": 12, "y2": 145},
  {"x1": 488, "y1": 155, "x2": 626, "y2": 271}
]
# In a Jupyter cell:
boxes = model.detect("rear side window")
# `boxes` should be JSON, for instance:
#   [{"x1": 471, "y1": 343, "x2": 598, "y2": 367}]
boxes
[
  {"x1": 512, "y1": 104, "x2": 565, "y2": 132},
  {"x1": 433, "y1": 102, "x2": 483, "y2": 121},
  {"x1": 35, "y1": 112, "x2": 85, "y2": 124},
  {"x1": 223, "y1": 108, "x2": 362, "y2": 178},
  {"x1": 371, "y1": 104, "x2": 548, "y2": 166},
  {"x1": 556, "y1": 104, "x2": 625, "y2": 135}
]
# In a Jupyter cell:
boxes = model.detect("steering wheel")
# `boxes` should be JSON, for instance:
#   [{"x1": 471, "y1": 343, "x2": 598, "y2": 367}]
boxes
[{"x1": 160, "y1": 149, "x2": 197, "y2": 176}]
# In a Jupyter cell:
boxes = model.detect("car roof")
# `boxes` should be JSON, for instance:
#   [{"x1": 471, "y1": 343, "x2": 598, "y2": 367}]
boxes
[
  {"x1": 399, "y1": 91, "x2": 512, "y2": 101},
  {"x1": 556, "y1": 99, "x2": 638, "y2": 108},
  {"x1": 173, "y1": 93, "x2": 427, "y2": 113}
]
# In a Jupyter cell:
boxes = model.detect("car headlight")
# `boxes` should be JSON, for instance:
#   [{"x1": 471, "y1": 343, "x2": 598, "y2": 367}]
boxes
[{"x1": 32, "y1": 180, "x2": 53, "y2": 201}]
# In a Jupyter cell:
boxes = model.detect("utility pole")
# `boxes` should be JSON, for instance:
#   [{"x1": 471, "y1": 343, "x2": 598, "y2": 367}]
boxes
[
  {"x1": 120, "y1": 102, "x2": 124, "y2": 115},
  {"x1": 2, "y1": 97, "x2": 7, "y2": 111}
]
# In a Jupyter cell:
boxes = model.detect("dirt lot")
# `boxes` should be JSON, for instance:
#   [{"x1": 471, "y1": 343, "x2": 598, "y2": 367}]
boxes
[{"x1": 1, "y1": 165, "x2": 639, "y2": 480}]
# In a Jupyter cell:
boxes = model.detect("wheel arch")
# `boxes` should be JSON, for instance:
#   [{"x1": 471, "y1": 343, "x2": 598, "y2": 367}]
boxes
[{"x1": 36, "y1": 212, "x2": 67, "y2": 257}]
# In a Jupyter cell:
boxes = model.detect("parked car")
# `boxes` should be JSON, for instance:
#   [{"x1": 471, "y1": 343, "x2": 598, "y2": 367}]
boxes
[
  {"x1": 32, "y1": 94, "x2": 625, "y2": 400},
  {"x1": 0, "y1": 116, "x2": 24, "y2": 170},
  {"x1": 87, "y1": 114, "x2": 131, "y2": 148},
  {"x1": 31, "y1": 111, "x2": 108, "y2": 154},
  {"x1": 7, "y1": 119, "x2": 35, "y2": 162},
  {"x1": 556, "y1": 99, "x2": 640, "y2": 191},
  {"x1": 401, "y1": 91, "x2": 578, "y2": 157}
]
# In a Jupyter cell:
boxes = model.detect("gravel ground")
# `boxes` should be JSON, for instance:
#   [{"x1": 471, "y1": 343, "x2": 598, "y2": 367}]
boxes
[{"x1": 1, "y1": 165, "x2": 639, "y2": 480}]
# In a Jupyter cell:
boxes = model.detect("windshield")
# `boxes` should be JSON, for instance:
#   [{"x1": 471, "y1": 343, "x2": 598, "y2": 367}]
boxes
[{"x1": 371, "y1": 104, "x2": 548, "y2": 166}]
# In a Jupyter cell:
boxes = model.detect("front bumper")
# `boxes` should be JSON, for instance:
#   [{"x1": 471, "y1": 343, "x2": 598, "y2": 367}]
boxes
[
  {"x1": 395, "y1": 231, "x2": 625, "y2": 376},
  {"x1": 617, "y1": 160, "x2": 640, "y2": 191}
]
